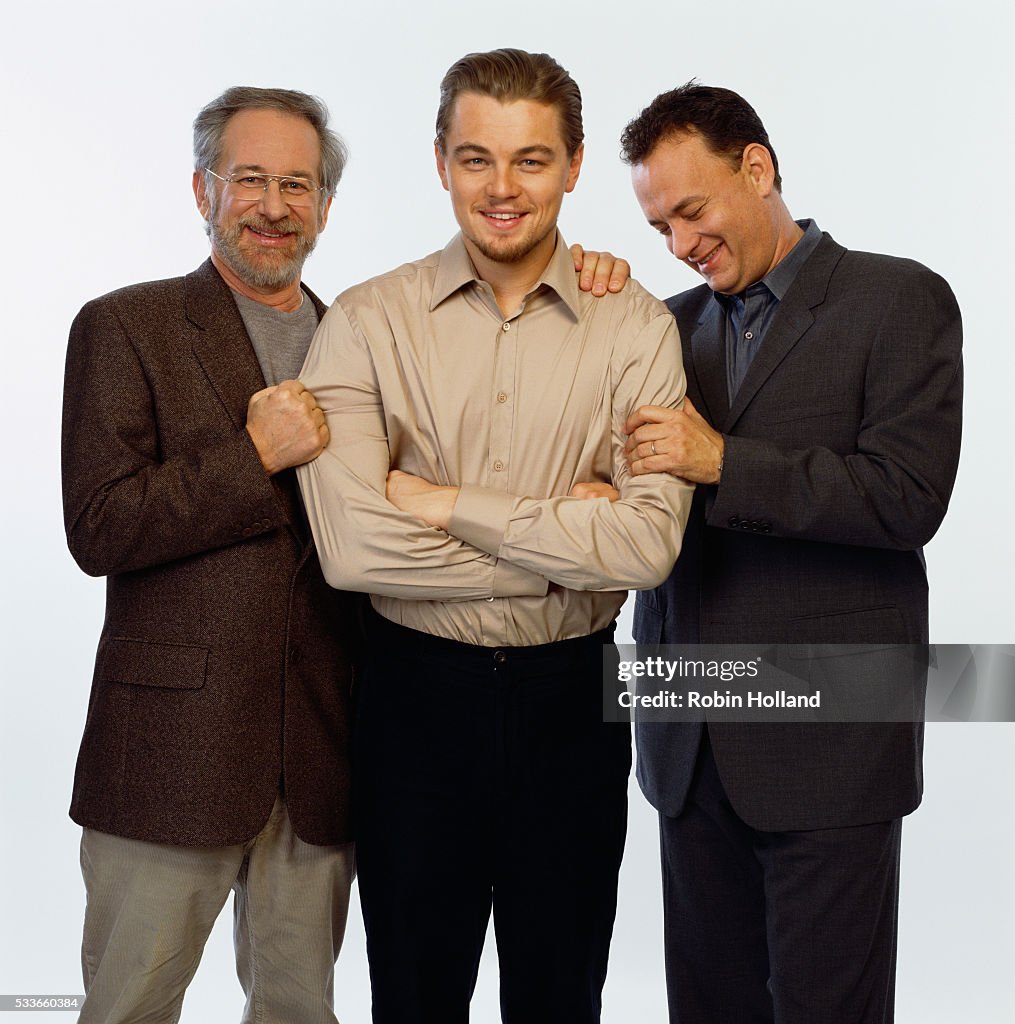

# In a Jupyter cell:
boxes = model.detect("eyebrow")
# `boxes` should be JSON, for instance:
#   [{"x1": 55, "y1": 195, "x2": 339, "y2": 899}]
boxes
[
  {"x1": 451, "y1": 143, "x2": 558, "y2": 160},
  {"x1": 230, "y1": 163, "x2": 317, "y2": 180},
  {"x1": 668, "y1": 195, "x2": 707, "y2": 217},
  {"x1": 646, "y1": 195, "x2": 707, "y2": 228}
]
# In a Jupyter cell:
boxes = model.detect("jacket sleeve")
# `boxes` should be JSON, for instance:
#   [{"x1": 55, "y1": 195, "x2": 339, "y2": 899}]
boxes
[
  {"x1": 707, "y1": 266, "x2": 962, "y2": 549},
  {"x1": 448, "y1": 312, "x2": 695, "y2": 591},
  {"x1": 296, "y1": 302, "x2": 548, "y2": 601},
  {"x1": 61, "y1": 298, "x2": 288, "y2": 577}
]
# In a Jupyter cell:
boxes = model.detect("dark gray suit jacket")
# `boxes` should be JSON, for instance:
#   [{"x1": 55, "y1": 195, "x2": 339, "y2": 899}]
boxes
[
  {"x1": 634, "y1": 233, "x2": 963, "y2": 831},
  {"x1": 62, "y1": 260, "x2": 360, "y2": 847}
]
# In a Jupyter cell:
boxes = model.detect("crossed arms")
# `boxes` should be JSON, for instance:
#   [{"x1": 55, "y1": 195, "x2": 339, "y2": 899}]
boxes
[{"x1": 296, "y1": 298, "x2": 694, "y2": 601}]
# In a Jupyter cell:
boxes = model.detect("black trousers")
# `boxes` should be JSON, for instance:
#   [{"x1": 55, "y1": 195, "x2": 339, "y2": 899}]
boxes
[
  {"x1": 660, "y1": 730, "x2": 902, "y2": 1024},
  {"x1": 355, "y1": 614, "x2": 631, "y2": 1024}
]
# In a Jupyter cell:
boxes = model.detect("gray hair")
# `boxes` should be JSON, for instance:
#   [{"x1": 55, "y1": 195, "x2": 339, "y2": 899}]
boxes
[{"x1": 193, "y1": 86, "x2": 348, "y2": 196}]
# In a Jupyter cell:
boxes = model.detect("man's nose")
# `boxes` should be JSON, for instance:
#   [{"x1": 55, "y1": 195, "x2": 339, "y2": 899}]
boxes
[
  {"x1": 257, "y1": 180, "x2": 290, "y2": 220},
  {"x1": 669, "y1": 224, "x2": 698, "y2": 262},
  {"x1": 486, "y1": 165, "x2": 520, "y2": 199}
]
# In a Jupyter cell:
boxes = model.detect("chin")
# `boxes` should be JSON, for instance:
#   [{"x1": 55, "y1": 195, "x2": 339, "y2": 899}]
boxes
[
  {"x1": 235, "y1": 259, "x2": 303, "y2": 291},
  {"x1": 473, "y1": 227, "x2": 549, "y2": 266}
]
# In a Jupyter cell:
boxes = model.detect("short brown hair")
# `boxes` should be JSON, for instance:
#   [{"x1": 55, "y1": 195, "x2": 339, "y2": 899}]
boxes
[
  {"x1": 620, "y1": 81, "x2": 782, "y2": 192},
  {"x1": 435, "y1": 48, "x2": 583, "y2": 156}
]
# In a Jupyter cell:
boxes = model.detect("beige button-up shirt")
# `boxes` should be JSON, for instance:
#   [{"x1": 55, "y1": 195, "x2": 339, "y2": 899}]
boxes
[{"x1": 298, "y1": 233, "x2": 693, "y2": 646}]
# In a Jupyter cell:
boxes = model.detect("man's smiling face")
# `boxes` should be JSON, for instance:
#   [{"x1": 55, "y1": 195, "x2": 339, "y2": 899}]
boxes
[
  {"x1": 631, "y1": 130, "x2": 780, "y2": 295},
  {"x1": 435, "y1": 92, "x2": 583, "y2": 278},
  {"x1": 199, "y1": 108, "x2": 330, "y2": 291}
]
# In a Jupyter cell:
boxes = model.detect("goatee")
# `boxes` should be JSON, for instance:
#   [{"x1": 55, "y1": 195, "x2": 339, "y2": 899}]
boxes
[{"x1": 210, "y1": 213, "x2": 319, "y2": 290}]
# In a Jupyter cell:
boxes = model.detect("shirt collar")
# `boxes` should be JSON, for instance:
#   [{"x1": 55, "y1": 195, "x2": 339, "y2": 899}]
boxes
[
  {"x1": 713, "y1": 218, "x2": 822, "y2": 310},
  {"x1": 430, "y1": 230, "x2": 581, "y2": 319},
  {"x1": 763, "y1": 218, "x2": 822, "y2": 300}
]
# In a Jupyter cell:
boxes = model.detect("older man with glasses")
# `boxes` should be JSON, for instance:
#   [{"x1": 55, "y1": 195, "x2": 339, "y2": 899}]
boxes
[
  {"x1": 62, "y1": 84, "x2": 630, "y2": 1024},
  {"x1": 62, "y1": 85, "x2": 359, "y2": 1024}
]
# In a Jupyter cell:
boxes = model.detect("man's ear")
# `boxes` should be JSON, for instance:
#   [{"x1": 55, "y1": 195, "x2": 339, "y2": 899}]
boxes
[
  {"x1": 742, "y1": 143, "x2": 776, "y2": 198},
  {"x1": 564, "y1": 143, "x2": 585, "y2": 194},
  {"x1": 435, "y1": 142, "x2": 451, "y2": 193},
  {"x1": 193, "y1": 170, "x2": 211, "y2": 220}
]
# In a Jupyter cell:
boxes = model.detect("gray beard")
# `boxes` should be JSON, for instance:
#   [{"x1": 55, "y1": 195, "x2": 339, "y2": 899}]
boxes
[{"x1": 208, "y1": 203, "x2": 319, "y2": 290}]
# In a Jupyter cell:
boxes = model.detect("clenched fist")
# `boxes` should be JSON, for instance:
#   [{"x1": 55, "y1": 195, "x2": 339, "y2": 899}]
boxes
[{"x1": 245, "y1": 380, "x2": 329, "y2": 475}]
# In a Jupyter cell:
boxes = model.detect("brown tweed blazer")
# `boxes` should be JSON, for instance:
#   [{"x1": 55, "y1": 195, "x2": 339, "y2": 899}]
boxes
[{"x1": 62, "y1": 259, "x2": 360, "y2": 847}]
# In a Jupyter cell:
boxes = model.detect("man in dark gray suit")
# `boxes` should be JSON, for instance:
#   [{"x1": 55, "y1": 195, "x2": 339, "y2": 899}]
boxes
[{"x1": 619, "y1": 83, "x2": 962, "y2": 1024}]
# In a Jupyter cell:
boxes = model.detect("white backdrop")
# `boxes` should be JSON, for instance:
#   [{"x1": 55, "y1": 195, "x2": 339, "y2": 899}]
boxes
[{"x1": 1, "y1": 0, "x2": 1012, "y2": 1020}]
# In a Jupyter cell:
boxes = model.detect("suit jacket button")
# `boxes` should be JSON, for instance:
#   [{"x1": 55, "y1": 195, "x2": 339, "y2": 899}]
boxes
[{"x1": 729, "y1": 516, "x2": 740, "y2": 528}]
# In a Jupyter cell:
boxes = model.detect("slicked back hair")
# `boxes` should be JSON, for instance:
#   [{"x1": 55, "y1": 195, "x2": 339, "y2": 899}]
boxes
[
  {"x1": 435, "y1": 48, "x2": 584, "y2": 157},
  {"x1": 193, "y1": 86, "x2": 349, "y2": 200},
  {"x1": 620, "y1": 81, "x2": 782, "y2": 192}
]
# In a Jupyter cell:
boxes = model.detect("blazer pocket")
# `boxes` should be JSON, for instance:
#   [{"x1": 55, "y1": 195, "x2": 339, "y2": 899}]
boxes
[
  {"x1": 100, "y1": 638, "x2": 208, "y2": 690},
  {"x1": 787, "y1": 605, "x2": 909, "y2": 650},
  {"x1": 768, "y1": 404, "x2": 852, "y2": 426}
]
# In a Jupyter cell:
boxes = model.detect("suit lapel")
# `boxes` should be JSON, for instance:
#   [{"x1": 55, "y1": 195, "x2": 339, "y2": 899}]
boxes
[
  {"x1": 185, "y1": 262, "x2": 330, "y2": 434},
  {"x1": 722, "y1": 303, "x2": 814, "y2": 432},
  {"x1": 688, "y1": 299, "x2": 730, "y2": 427},
  {"x1": 186, "y1": 260, "x2": 267, "y2": 429},
  {"x1": 722, "y1": 234, "x2": 847, "y2": 433},
  {"x1": 184, "y1": 261, "x2": 332, "y2": 548}
]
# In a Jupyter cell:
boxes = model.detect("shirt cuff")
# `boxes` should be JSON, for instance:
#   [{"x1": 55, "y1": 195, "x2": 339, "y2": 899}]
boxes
[
  {"x1": 491, "y1": 557, "x2": 549, "y2": 598},
  {"x1": 449, "y1": 484, "x2": 516, "y2": 556}
]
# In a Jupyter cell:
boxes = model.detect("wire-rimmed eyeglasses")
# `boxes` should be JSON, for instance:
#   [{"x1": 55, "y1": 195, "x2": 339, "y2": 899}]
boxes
[{"x1": 204, "y1": 168, "x2": 327, "y2": 207}]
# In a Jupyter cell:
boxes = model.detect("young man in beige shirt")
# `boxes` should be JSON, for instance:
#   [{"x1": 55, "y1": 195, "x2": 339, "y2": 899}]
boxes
[{"x1": 298, "y1": 49, "x2": 693, "y2": 1023}]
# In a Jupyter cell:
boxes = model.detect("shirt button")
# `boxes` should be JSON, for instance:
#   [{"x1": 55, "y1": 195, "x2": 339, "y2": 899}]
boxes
[
  {"x1": 493, "y1": 460, "x2": 504, "y2": 472},
  {"x1": 744, "y1": 330, "x2": 754, "y2": 340},
  {"x1": 496, "y1": 391, "x2": 507, "y2": 403},
  {"x1": 502, "y1": 322, "x2": 511, "y2": 332}
]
